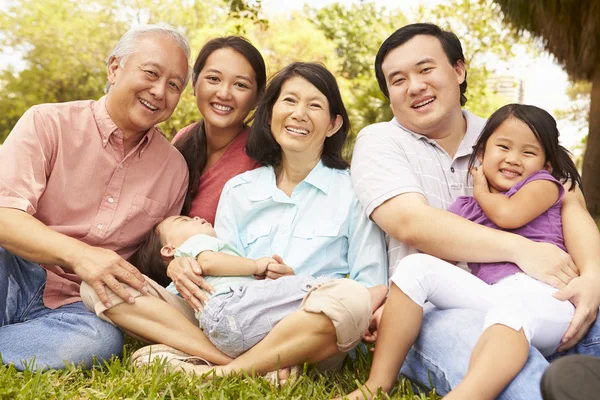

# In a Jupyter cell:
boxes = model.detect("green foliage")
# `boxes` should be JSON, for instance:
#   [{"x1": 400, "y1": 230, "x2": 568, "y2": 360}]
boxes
[
  {"x1": 0, "y1": 0, "x2": 537, "y2": 151},
  {"x1": 0, "y1": 341, "x2": 441, "y2": 399}
]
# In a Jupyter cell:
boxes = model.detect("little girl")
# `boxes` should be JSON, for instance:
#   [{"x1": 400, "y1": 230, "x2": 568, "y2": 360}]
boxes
[{"x1": 341, "y1": 104, "x2": 583, "y2": 400}]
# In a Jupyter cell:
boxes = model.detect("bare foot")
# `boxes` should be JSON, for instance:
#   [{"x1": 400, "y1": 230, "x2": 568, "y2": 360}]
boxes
[
  {"x1": 336, "y1": 381, "x2": 382, "y2": 400},
  {"x1": 168, "y1": 359, "x2": 215, "y2": 377}
]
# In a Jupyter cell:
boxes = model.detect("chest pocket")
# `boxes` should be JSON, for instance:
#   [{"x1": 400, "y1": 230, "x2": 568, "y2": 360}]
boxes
[
  {"x1": 292, "y1": 222, "x2": 343, "y2": 265},
  {"x1": 118, "y1": 194, "x2": 167, "y2": 245},
  {"x1": 241, "y1": 223, "x2": 272, "y2": 250}
]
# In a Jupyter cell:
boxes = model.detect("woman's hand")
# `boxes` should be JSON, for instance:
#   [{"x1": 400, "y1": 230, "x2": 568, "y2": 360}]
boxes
[
  {"x1": 166, "y1": 257, "x2": 215, "y2": 311},
  {"x1": 265, "y1": 254, "x2": 295, "y2": 280}
]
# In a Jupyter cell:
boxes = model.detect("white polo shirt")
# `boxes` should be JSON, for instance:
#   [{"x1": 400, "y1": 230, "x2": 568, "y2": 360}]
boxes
[{"x1": 351, "y1": 110, "x2": 487, "y2": 275}]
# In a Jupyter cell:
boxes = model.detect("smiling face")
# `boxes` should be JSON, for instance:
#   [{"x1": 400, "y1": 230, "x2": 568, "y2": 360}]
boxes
[
  {"x1": 105, "y1": 34, "x2": 188, "y2": 138},
  {"x1": 481, "y1": 118, "x2": 547, "y2": 193},
  {"x1": 157, "y1": 215, "x2": 216, "y2": 249},
  {"x1": 382, "y1": 34, "x2": 465, "y2": 138},
  {"x1": 194, "y1": 48, "x2": 258, "y2": 134},
  {"x1": 269, "y1": 76, "x2": 342, "y2": 162}
]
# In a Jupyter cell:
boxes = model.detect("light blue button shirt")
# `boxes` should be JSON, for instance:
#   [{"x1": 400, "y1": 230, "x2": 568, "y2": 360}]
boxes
[{"x1": 214, "y1": 161, "x2": 388, "y2": 288}]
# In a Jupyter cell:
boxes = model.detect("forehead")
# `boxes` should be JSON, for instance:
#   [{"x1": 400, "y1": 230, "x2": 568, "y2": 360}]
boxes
[
  {"x1": 492, "y1": 119, "x2": 540, "y2": 144},
  {"x1": 201, "y1": 48, "x2": 255, "y2": 78},
  {"x1": 128, "y1": 35, "x2": 188, "y2": 77},
  {"x1": 382, "y1": 34, "x2": 450, "y2": 73},
  {"x1": 280, "y1": 76, "x2": 326, "y2": 99}
]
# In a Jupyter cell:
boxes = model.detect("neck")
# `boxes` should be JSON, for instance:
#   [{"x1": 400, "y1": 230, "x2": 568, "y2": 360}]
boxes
[
  {"x1": 205, "y1": 123, "x2": 245, "y2": 153},
  {"x1": 275, "y1": 152, "x2": 320, "y2": 196},
  {"x1": 427, "y1": 109, "x2": 467, "y2": 158},
  {"x1": 105, "y1": 96, "x2": 148, "y2": 155}
]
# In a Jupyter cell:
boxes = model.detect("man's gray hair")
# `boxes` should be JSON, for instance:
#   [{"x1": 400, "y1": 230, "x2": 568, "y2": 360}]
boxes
[{"x1": 104, "y1": 24, "x2": 191, "y2": 93}]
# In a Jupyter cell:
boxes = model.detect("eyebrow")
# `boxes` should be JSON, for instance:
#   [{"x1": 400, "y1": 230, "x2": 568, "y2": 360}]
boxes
[
  {"x1": 205, "y1": 68, "x2": 253, "y2": 84},
  {"x1": 495, "y1": 137, "x2": 542, "y2": 151},
  {"x1": 141, "y1": 62, "x2": 186, "y2": 85},
  {"x1": 281, "y1": 90, "x2": 325, "y2": 102},
  {"x1": 386, "y1": 57, "x2": 436, "y2": 82}
]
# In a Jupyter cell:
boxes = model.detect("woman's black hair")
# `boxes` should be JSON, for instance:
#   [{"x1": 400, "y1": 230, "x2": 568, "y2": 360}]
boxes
[
  {"x1": 469, "y1": 103, "x2": 582, "y2": 191},
  {"x1": 246, "y1": 62, "x2": 350, "y2": 169},
  {"x1": 175, "y1": 36, "x2": 267, "y2": 215}
]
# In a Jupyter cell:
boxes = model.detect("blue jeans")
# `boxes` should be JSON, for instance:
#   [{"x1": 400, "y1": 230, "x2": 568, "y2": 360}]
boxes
[
  {"x1": 0, "y1": 247, "x2": 124, "y2": 371},
  {"x1": 401, "y1": 305, "x2": 600, "y2": 400}
]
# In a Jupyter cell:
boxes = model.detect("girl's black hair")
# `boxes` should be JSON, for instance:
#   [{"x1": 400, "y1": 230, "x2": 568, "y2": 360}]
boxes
[
  {"x1": 175, "y1": 36, "x2": 267, "y2": 215},
  {"x1": 246, "y1": 62, "x2": 350, "y2": 169},
  {"x1": 469, "y1": 103, "x2": 581, "y2": 191}
]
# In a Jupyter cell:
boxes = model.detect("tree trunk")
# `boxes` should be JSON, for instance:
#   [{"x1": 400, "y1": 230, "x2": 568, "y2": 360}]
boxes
[{"x1": 582, "y1": 70, "x2": 600, "y2": 224}]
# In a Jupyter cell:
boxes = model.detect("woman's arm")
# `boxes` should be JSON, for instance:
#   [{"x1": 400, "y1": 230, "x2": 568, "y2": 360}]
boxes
[{"x1": 472, "y1": 168, "x2": 560, "y2": 229}]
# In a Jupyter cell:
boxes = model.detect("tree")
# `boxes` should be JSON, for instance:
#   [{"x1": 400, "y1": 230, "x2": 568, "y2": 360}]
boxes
[{"x1": 493, "y1": 0, "x2": 600, "y2": 220}]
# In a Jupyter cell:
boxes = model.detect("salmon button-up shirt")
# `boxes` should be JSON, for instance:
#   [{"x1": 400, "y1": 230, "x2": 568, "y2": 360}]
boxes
[{"x1": 0, "y1": 96, "x2": 188, "y2": 308}]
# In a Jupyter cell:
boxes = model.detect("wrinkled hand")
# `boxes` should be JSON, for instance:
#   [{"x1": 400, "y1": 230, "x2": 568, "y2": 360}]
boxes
[
  {"x1": 554, "y1": 273, "x2": 600, "y2": 351},
  {"x1": 515, "y1": 241, "x2": 579, "y2": 289},
  {"x1": 254, "y1": 256, "x2": 277, "y2": 276},
  {"x1": 362, "y1": 304, "x2": 385, "y2": 344},
  {"x1": 167, "y1": 257, "x2": 214, "y2": 312},
  {"x1": 265, "y1": 254, "x2": 295, "y2": 280},
  {"x1": 71, "y1": 245, "x2": 148, "y2": 308}
]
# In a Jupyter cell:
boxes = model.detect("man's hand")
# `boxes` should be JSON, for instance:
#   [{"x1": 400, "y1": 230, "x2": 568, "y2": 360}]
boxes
[
  {"x1": 554, "y1": 273, "x2": 600, "y2": 351},
  {"x1": 514, "y1": 241, "x2": 579, "y2": 289},
  {"x1": 167, "y1": 257, "x2": 214, "y2": 312},
  {"x1": 71, "y1": 246, "x2": 148, "y2": 308},
  {"x1": 265, "y1": 254, "x2": 295, "y2": 280},
  {"x1": 362, "y1": 304, "x2": 385, "y2": 344}
]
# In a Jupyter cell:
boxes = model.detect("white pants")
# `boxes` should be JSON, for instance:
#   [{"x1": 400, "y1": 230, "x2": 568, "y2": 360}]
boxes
[{"x1": 391, "y1": 253, "x2": 575, "y2": 356}]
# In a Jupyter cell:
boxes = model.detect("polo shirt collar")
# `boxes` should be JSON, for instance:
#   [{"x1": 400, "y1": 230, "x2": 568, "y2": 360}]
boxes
[
  {"x1": 247, "y1": 160, "x2": 331, "y2": 202},
  {"x1": 93, "y1": 95, "x2": 155, "y2": 153},
  {"x1": 391, "y1": 109, "x2": 486, "y2": 158}
]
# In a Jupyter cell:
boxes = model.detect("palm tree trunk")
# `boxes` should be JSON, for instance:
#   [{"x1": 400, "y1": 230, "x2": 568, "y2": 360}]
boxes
[{"x1": 582, "y1": 70, "x2": 600, "y2": 224}]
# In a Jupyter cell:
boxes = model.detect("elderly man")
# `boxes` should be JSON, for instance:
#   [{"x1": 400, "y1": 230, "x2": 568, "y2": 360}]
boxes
[
  {"x1": 352, "y1": 23, "x2": 600, "y2": 399},
  {"x1": 0, "y1": 24, "x2": 190, "y2": 370}
]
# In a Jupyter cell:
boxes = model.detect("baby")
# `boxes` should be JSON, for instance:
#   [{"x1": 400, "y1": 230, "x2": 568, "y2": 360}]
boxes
[{"x1": 141, "y1": 215, "x2": 386, "y2": 358}]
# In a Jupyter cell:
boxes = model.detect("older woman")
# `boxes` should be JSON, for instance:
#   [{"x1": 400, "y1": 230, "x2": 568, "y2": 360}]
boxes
[
  {"x1": 82, "y1": 62, "x2": 387, "y2": 374},
  {"x1": 131, "y1": 62, "x2": 388, "y2": 376}
]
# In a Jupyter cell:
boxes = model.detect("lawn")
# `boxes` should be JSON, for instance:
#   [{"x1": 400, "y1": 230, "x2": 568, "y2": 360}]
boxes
[{"x1": 0, "y1": 339, "x2": 441, "y2": 400}]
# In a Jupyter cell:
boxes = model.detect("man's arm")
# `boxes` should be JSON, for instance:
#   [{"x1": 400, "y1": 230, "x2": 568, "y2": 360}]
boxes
[
  {"x1": 555, "y1": 186, "x2": 600, "y2": 350},
  {"x1": 371, "y1": 192, "x2": 577, "y2": 288},
  {"x1": 0, "y1": 207, "x2": 148, "y2": 306}
]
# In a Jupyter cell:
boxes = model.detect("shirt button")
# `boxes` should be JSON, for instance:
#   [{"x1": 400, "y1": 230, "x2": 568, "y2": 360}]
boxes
[
  {"x1": 119, "y1": 165, "x2": 123, "y2": 169},
  {"x1": 96, "y1": 223, "x2": 103, "y2": 230},
  {"x1": 108, "y1": 197, "x2": 114, "y2": 204},
  {"x1": 103, "y1": 140, "x2": 107, "y2": 145},
  {"x1": 451, "y1": 167, "x2": 455, "y2": 173}
]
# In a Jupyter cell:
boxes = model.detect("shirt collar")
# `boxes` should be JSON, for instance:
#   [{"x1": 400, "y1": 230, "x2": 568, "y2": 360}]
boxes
[
  {"x1": 93, "y1": 95, "x2": 155, "y2": 154},
  {"x1": 391, "y1": 109, "x2": 486, "y2": 159},
  {"x1": 247, "y1": 160, "x2": 331, "y2": 202}
]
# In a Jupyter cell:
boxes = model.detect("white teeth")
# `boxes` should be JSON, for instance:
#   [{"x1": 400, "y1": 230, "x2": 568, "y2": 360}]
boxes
[
  {"x1": 286, "y1": 127, "x2": 309, "y2": 135},
  {"x1": 212, "y1": 103, "x2": 232, "y2": 112},
  {"x1": 139, "y1": 98, "x2": 158, "y2": 111},
  {"x1": 413, "y1": 98, "x2": 434, "y2": 108},
  {"x1": 500, "y1": 169, "x2": 520, "y2": 177}
]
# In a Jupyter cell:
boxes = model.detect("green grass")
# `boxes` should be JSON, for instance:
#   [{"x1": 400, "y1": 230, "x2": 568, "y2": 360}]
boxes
[{"x1": 0, "y1": 338, "x2": 441, "y2": 400}]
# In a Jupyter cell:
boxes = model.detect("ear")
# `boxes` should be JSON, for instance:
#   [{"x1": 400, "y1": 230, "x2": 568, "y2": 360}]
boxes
[
  {"x1": 476, "y1": 149, "x2": 484, "y2": 163},
  {"x1": 107, "y1": 56, "x2": 120, "y2": 87},
  {"x1": 454, "y1": 60, "x2": 466, "y2": 86},
  {"x1": 160, "y1": 244, "x2": 176, "y2": 259},
  {"x1": 544, "y1": 161, "x2": 553, "y2": 173},
  {"x1": 326, "y1": 114, "x2": 343, "y2": 138}
]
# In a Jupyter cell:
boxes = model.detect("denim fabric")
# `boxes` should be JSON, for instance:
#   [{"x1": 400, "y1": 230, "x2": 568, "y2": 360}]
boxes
[
  {"x1": 0, "y1": 247, "x2": 123, "y2": 371},
  {"x1": 401, "y1": 305, "x2": 600, "y2": 400}
]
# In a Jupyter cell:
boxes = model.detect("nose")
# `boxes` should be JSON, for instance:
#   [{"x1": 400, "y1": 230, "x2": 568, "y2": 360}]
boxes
[
  {"x1": 216, "y1": 84, "x2": 232, "y2": 100},
  {"x1": 291, "y1": 103, "x2": 308, "y2": 121},
  {"x1": 149, "y1": 81, "x2": 166, "y2": 100},
  {"x1": 407, "y1": 76, "x2": 427, "y2": 96},
  {"x1": 505, "y1": 152, "x2": 522, "y2": 165}
]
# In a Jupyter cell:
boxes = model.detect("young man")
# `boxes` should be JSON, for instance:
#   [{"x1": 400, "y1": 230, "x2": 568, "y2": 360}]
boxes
[
  {"x1": 351, "y1": 23, "x2": 600, "y2": 399},
  {"x1": 0, "y1": 25, "x2": 190, "y2": 370}
]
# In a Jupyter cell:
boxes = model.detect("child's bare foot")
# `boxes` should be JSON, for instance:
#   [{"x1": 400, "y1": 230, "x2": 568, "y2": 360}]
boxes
[{"x1": 335, "y1": 381, "x2": 384, "y2": 400}]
